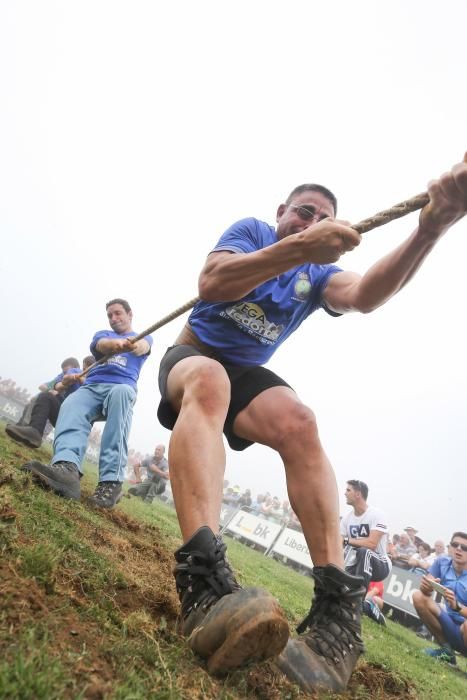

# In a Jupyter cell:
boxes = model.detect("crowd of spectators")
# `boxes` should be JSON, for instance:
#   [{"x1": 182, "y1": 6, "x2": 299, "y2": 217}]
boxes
[
  {"x1": 387, "y1": 527, "x2": 447, "y2": 574},
  {"x1": 0, "y1": 378, "x2": 32, "y2": 404},
  {"x1": 222, "y1": 482, "x2": 302, "y2": 531}
]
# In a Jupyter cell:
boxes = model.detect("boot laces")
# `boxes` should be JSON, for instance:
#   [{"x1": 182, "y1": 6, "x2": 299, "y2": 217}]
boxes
[
  {"x1": 176, "y1": 536, "x2": 240, "y2": 617},
  {"x1": 297, "y1": 584, "x2": 363, "y2": 664}
]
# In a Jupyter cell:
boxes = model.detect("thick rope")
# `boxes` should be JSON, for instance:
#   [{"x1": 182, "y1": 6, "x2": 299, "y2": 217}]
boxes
[{"x1": 78, "y1": 190, "x2": 430, "y2": 378}]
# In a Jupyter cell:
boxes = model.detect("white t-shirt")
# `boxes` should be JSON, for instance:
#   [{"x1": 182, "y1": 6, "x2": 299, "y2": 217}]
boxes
[
  {"x1": 410, "y1": 551, "x2": 435, "y2": 566},
  {"x1": 340, "y1": 506, "x2": 391, "y2": 566}
]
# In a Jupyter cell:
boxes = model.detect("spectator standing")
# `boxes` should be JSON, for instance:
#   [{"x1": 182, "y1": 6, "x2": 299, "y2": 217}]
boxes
[
  {"x1": 128, "y1": 445, "x2": 170, "y2": 504},
  {"x1": 434, "y1": 540, "x2": 446, "y2": 558},
  {"x1": 413, "y1": 531, "x2": 467, "y2": 665},
  {"x1": 390, "y1": 533, "x2": 417, "y2": 569},
  {"x1": 22, "y1": 298, "x2": 152, "y2": 509},
  {"x1": 238, "y1": 489, "x2": 252, "y2": 509},
  {"x1": 341, "y1": 480, "x2": 391, "y2": 625},
  {"x1": 404, "y1": 526, "x2": 423, "y2": 548}
]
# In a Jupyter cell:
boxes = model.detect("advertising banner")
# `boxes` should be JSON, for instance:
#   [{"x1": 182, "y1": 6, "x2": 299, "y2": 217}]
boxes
[
  {"x1": 383, "y1": 566, "x2": 428, "y2": 617},
  {"x1": 0, "y1": 394, "x2": 26, "y2": 423},
  {"x1": 219, "y1": 504, "x2": 239, "y2": 528},
  {"x1": 225, "y1": 511, "x2": 282, "y2": 548},
  {"x1": 271, "y1": 527, "x2": 313, "y2": 569}
]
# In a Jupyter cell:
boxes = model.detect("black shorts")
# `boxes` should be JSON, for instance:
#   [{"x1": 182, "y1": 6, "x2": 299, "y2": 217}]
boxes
[{"x1": 157, "y1": 345, "x2": 293, "y2": 451}]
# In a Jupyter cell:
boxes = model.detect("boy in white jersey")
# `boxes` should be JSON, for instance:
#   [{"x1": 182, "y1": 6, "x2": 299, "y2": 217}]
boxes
[{"x1": 341, "y1": 480, "x2": 391, "y2": 624}]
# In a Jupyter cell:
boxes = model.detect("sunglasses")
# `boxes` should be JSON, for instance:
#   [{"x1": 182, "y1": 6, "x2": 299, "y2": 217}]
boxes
[
  {"x1": 288, "y1": 204, "x2": 330, "y2": 223},
  {"x1": 450, "y1": 541, "x2": 467, "y2": 552}
]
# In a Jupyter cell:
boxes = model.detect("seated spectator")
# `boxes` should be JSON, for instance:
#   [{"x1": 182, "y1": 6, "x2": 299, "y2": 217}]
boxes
[
  {"x1": 363, "y1": 580, "x2": 386, "y2": 626},
  {"x1": 287, "y1": 509, "x2": 303, "y2": 532},
  {"x1": 259, "y1": 494, "x2": 273, "y2": 518},
  {"x1": 341, "y1": 480, "x2": 391, "y2": 625},
  {"x1": 6, "y1": 357, "x2": 83, "y2": 448},
  {"x1": 280, "y1": 499, "x2": 292, "y2": 525},
  {"x1": 390, "y1": 532, "x2": 417, "y2": 569},
  {"x1": 434, "y1": 540, "x2": 446, "y2": 558},
  {"x1": 413, "y1": 531, "x2": 467, "y2": 665},
  {"x1": 250, "y1": 493, "x2": 265, "y2": 514},
  {"x1": 238, "y1": 488, "x2": 252, "y2": 509},
  {"x1": 223, "y1": 486, "x2": 241, "y2": 506},
  {"x1": 128, "y1": 444, "x2": 170, "y2": 504},
  {"x1": 408, "y1": 542, "x2": 435, "y2": 574}
]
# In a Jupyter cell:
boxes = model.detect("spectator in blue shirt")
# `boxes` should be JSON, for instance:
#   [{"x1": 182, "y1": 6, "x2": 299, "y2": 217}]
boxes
[
  {"x1": 413, "y1": 531, "x2": 467, "y2": 664},
  {"x1": 22, "y1": 299, "x2": 152, "y2": 509},
  {"x1": 6, "y1": 356, "x2": 82, "y2": 447}
]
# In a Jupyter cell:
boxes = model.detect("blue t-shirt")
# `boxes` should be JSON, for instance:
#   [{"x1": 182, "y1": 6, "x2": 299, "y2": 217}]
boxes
[
  {"x1": 85, "y1": 330, "x2": 153, "y2": 390},
  {"x1": 188, "y1": 217, "x2": 342, "y2": 365},
  {"x1": 51, "y1": 368, "x2": 82, "y2": 398},
  {"x1": 429, "y1": 556, "x2": 467, "y2": 624}
]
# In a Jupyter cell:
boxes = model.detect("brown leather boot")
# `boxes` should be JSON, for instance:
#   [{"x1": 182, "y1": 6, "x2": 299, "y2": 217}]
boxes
[
  {"x1": 174, "y1": 526, "x2": 289, "y2": 675},
  {"x1": 276, "y1": 564, "x2": 365, "y2": 692}
]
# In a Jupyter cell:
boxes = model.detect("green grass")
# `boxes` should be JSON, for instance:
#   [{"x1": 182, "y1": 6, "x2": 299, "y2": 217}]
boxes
[{"x1": 1, "y1": 422, "x2": 467, "y2": 699}]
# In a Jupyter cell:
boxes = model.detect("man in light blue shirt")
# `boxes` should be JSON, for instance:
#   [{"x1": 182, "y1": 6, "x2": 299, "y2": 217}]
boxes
[
  {"x1": 413, "y1": 531, "x2": 467, "y2": 664},
  {"x1": 23, "y1": 298, "x2": 152, "y2": 509}
]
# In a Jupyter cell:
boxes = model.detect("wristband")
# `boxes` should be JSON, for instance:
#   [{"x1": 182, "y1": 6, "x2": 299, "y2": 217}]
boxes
[{"x1": 343, "y1": 536, "x2": 349, "y2": 547}]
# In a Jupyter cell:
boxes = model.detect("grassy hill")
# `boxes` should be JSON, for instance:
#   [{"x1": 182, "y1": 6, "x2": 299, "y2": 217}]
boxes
[{"x1": 1, "y1": 424, "x2": 466, "y2": 699}]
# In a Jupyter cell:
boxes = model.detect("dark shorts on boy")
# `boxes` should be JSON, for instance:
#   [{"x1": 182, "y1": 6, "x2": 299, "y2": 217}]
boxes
[{"x1": 157, "y1": 345, "x2": 292, "y2": 451}]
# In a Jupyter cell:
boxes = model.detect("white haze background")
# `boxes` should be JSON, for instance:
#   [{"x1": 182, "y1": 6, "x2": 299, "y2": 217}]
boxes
[{"x1": 1, "y1": 1, "x2": 466, "y2": 544}]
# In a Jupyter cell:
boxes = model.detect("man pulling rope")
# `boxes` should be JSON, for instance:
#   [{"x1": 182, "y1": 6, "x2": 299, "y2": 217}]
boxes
[{"x1": 153, "y1": 155, "x2": 467, "y2": 691}]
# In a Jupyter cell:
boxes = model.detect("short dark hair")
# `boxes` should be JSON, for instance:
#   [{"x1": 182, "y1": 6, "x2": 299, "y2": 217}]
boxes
[
  {"x1": 419, "y1": 542, "x2": 431, "y2": 554},
  {"x1": 451, "y1": 531, "x2": 467, "y2": 541},
  {"x1": 285, "y1": 184, "x2": 337, "y2": 215},
  {"x1": 82, "y1": 355, "x2": 95, "y2": 369},
  {"x1": 61, "y1": 357, "x2": 80, "y2": 370},
  {"x1": 106, "y1": 298, "x2": 132, "y2": 313},
  {"x1": 347, "y1": 479, "x2": 369, "y2": 501}
]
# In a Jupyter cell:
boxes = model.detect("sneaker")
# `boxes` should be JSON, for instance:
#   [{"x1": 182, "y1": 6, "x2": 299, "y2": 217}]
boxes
[
  {"x1": 174, "y1": 526, "x2": 289, "y2": 676},
  {"x1": 363, "y1": 599, "x2": 386, "y2": 626},
  {"x1": 22, "y1": 460, "x2": 80, "y2": 499},
  {"x1": 87, "y1": 481, "x2": 122, "y2": 509},
  {"x1": 424, "y1": 646, "x2": 456, "y2": 665},
  {"x1": 276, "y1": 564, "x2": 365, "y2": 693},
  {"x1": 6, "y1": 424, "x2": 42, "y2": 448}
]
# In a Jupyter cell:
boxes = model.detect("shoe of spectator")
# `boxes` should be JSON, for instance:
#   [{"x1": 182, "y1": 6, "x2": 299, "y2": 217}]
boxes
[
  {"x1": 87, "y1": 482, "x2": 122, "y2": 509},
  {"x1": 362, "y1": 599, "x2": 386, "y2": 626},
  {"x1": 174, "y1": 525, "x2": 289, "y2": 676},
  {"x1": 22, "y1": 460, "x2": 80, "y2": 499},
  {"x1": 424, "y1": 646, "x2": 456, "y2": 665},
  {"x1": 127, "y1": 486, "x2": 138, "y2": 496},
  {"x1": 6, "y1": 424, "x2": 42, "y2": 448},
  {"x1": 276, "y1": 564, "x2": 365, "y2": 693}
]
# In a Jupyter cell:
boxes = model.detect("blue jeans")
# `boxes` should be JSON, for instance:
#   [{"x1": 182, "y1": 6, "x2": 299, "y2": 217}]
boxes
[{"x1": 52, "y1": 383, "x2": 136, "y2": 482}]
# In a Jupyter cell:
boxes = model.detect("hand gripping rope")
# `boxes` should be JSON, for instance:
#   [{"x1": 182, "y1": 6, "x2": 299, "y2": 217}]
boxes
[{"x1": 79, "y1": 190, "x2": 430, "y2": 379}]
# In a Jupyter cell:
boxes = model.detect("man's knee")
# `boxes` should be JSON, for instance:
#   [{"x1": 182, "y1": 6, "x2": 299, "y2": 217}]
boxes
[
  {"x1": 412, "y1": 590, "x2": 431, "y2": 613},
  {"x1": 271, "y1": 403, "x2": 318, "y2": 452},
  {"x1": 177, "y1": 360, "x2": 230, "y2": 416}
]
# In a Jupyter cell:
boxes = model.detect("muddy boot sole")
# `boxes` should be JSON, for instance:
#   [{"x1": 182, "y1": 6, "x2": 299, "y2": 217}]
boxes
[{"x1": 206, "y1": 608, "x2": 289, "y2": 675}]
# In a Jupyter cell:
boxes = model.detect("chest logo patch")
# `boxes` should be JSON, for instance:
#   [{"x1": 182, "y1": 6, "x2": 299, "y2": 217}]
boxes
[{"x1": 221, "y1": 302, "x2": 284, "y2": 343}]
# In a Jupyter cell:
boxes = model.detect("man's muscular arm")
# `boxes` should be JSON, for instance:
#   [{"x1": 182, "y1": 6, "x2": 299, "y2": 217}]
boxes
[
  {"x1": 324, "y1": 154, "x2": 467, "y2": 314},
  {"x1": 199, "y1": 219, "x2": 361, "y2": 302}
]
